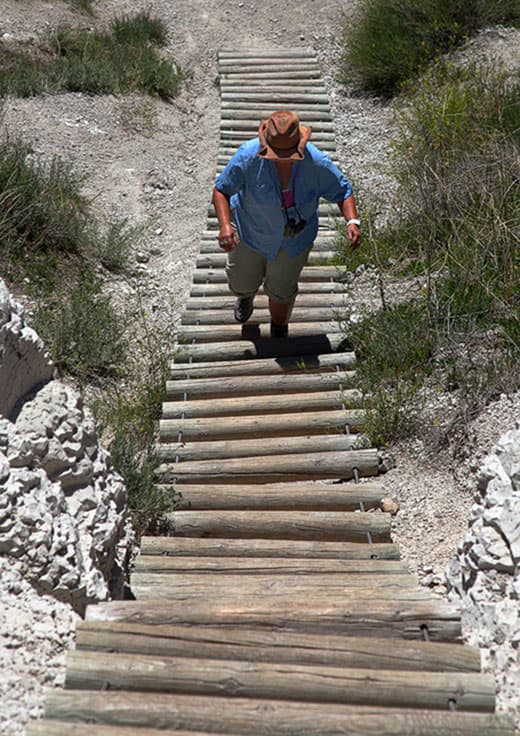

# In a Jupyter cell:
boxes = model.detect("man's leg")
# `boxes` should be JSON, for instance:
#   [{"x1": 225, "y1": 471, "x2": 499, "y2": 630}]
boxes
[
  {"x1": 225, "y1": 240, "x2": 266, "y2": 323},
  {"x1": 264, "y1": 246, "x2": 312, "y2": 337}
]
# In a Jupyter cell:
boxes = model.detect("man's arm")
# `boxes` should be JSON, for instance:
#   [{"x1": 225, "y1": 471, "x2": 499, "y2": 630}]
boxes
[
  {"x1": 337, "y1": 195, "x2": 361, "y2": 249},
  {"x1": 212, "y1": 187, "x2": 240, "y2": 252}
]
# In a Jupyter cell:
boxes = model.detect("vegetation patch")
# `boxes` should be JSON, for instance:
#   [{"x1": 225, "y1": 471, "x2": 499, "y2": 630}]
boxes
[
  {"x1": 340, "y1": 0, "x2": 520, "y2": 96},
  {"x1": 337, "y1": 62, "x2": 520, "y2": 444},
  {"x1": 0, "y1": 11, "x2": 185, "y2": 99}
]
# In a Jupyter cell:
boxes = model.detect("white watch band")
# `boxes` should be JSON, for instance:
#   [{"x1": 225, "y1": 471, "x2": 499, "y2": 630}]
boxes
[{"x1": 346, "y1": 218, "x2": 361, "y2": 226}]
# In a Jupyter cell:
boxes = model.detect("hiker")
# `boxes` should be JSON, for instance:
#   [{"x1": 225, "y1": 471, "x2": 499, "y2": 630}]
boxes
[{"x1": 212, "y1": 110, "x2": 361, "y2": 338}]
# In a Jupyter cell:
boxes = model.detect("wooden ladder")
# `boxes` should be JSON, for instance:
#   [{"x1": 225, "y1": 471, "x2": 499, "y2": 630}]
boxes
[{"x1": 28, "y1": 48, "x2": 515, "y2": 736}]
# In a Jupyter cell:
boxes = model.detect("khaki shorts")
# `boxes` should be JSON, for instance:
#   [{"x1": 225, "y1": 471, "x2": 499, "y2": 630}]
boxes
[{"x1": 226, "y1": 238, "x2": 312, "y2": 304}]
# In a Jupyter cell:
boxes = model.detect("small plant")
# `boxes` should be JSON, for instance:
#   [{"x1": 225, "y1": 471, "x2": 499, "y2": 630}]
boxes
[
  {"x1": 96, "y1": 218, "x2": 144, "y2": 272},
  {"x1": 34, "y1": 268, "x2": 126, "y2": 382},
  {"x1": 65, "y1": 0, "x2": 95, "y2": 13},
  {"x1": 0, "y1": 12, "x2": 186, "y2": 100}
]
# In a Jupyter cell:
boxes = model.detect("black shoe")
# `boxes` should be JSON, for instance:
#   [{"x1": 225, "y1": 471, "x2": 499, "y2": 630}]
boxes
[
  {"x1": 234, "y1": 295, "x2": 254, "y2": 323},
  {"x1": 270, "y1": 321, "x2": 288, "y2": 338}
]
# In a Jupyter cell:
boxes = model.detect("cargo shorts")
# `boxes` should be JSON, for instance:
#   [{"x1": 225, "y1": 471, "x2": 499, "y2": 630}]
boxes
[{"x1": 225, "y1": 236, "x2": 312, "y2": 304}]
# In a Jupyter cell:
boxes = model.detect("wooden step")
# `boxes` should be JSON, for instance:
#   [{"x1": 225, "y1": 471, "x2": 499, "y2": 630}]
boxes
[
  {"x1": 65, "y1": 650, "x2": 495, "y2": 712},
  {"x1": 158, "y1": 433, "x2": 371, "y2": 462},
  {"x1": 166, "y1": 371, "x2": 356, "y2": 398},
  {"x1": 159, "y1": 449, "x2": 378, "y2": 484},
  {"x1": 177, "y1": 322, "x2": 343, "y2": 343},
  {"x1": 85, "y1": 598, "x2": 461, "y2": 641},
  {"x1": 193, "y1": 264, "x2": 341, "y2": 282},
  {"x1": 182, "y1": 308, "x2": 339, "y2": 325},
  {"x1": 26, "y1": 724, "x2": 235, "y2": 736},
  {"x1": 164, "y1": 481, "x2": 383, "y2": 510},
  {"x1": 184, "y1": 293, "x2": 349, "y2": 310},
  {"x1": 77, "y1": 621, "x2": 481, "y2": 672},
  {"x1": 164, "y1": 509, "x2": 389, "y2": 541},
  {"x1": 40, "y1": 691, "x2": 516, "y2": 735},
  {"x1": 169, "y1": 352, "x2": 356, "y2": 379},
  {"x1": 133, "y1": 556, "x2": 406, "y2": 575},
  {"x1": 140, "y1": 536, "x2": 400, "y2": 560},
  {"x1": 189, "y1": 282, "x2": 348, "y2": 297}
]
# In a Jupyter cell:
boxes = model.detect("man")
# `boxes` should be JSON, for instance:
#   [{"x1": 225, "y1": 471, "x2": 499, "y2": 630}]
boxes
[{"x1": 212, "y1": 110, "x2": 361, "y2": 338}]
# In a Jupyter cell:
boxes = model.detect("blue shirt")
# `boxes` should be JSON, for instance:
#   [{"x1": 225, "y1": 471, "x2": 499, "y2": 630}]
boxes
[{"x1": 215, "y1": 138, "x2": 352, "y2": 261}]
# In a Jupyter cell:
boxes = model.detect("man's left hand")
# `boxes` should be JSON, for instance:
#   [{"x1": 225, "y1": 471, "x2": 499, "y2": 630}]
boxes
[{"x1": 347, "y1": 223, "x2": 361, "y2": 249}]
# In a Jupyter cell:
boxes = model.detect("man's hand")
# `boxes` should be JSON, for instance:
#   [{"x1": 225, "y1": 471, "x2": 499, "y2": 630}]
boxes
[
  {"x1": 347, "y1": 223, "x2": 361, "y2": 250},
  {"x1": 218, "y1": 225, "x2": 239, "y2": 252}
]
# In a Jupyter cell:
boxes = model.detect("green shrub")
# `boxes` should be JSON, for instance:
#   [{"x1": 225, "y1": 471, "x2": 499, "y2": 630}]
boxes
[
  {"x1": 340, "y1": 0, "x2": 520, "y2": 96},
  {"x1": 96, "y1": 218, "x2": 143, "y2": 272},
  {"x1": 34, "y1": 268, "x2": 126, "y2": 382},
  {"x1": 65, "y1": 0, "x2": 95, "y2": 13},
  {"x1": 0, "y1": 12, "x2": 185, "y2": 99}
]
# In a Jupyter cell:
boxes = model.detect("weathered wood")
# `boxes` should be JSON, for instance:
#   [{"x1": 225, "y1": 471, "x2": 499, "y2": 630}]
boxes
[
  {"x1": 219, "y1": 119, "x2": 334, "y2": 131},
  {"x1": 85, "y1": 598, "x2": 461, "y2": 640},
  {"x1": 162, "y1": 389, "x2": 362, "y2": 418},
  {"x1": 43, "y1": 691, "x2": 516, "y2": 735},
  {"x1": 160, "y1": 449, "x2": 378, "y2": 484},
  {"x1": 193, "y1": 264, "x2": 341, "y2": 282},
  {"x1": 140, "y1": 536, "x2": 400, "y2": 560},
  {"x1": 189, "y1": 281, "x2": 347, "y2": 296},
  {"x1": 166, "y1": 370, "x2": 356, "y2": 398},
  {"x1": 160, "y1": 409, "x2": 365, "y2": 441},
  {"x1": 76, "y1": 621, "x2": 481, "y2": 672},
  {"x1": 185, "y1": 293, "x2": 349, "y2": 310},
  {"x1": 158, "y1": 433, "x2": 370, "y2": 462},
  {"x1": 26, "y1": 724, "x2": 226, "y2": 736},
  {"x1": 182, "y1": 307, "x2": 339, "y2": 325},
  {"x1": 178, "y1": 321, "x2": 343, "y2": 343},
  {"x1": 159, "y1": 481, "x2": 383, "y2": 510},
  {"x1": 65, "y1": 650, "x2": 495, "y2": 712},
  {"x1": 220, "y1": 107, "x2": 332, "y2": 120},
  {"x1": 169, "y1": 352, "x2": 356, "y2": 378},
  {"x1": 221, "y1": 69, "x2": 322, "y2": 80},
  {"x1": 196, "y1": 252, "x2": 335, "y2": 271},
  {"x1": 133, "y1": 556, "x2": 406, "y2": 575},
  {"x1": 166, "y1": 508, "x2": 389, "y2": 541},
  {"x1": 219, "y1": 48, "x2": 317, "y2": 58},
  {"x1": 220, "y1": 130, "x2": 336, "y2": 141}
]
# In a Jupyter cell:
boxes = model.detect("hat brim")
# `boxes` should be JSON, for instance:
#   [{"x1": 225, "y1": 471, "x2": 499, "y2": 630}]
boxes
[{"x1": 258, "y1": 122, "x2": 311, "y2": 161}]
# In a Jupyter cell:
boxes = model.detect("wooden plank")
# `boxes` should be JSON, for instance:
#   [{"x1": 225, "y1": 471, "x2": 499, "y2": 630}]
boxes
[
  {"x1": 221, "y1": 70, "x2": 322, "y2": 80},
  {"x1": 85, "y1": 598, "x2": 461, "y2": 640},
  {"x1": 169, "y1": 352, "x2": 356, "y2": 378},
  {"x1": 161, "y1": 481, "x2": 383, "y2": 510},
  {"x1": 176, "y1": 334, "x2": 348, "y2": 362},
  {"x1": 166, "y1": 371, "x2": 356, "y2": 397},
  {"x1": 184, "y1": 293, "x2": 348, "y2": 310},
  {"x1": 165, "y1": 508, "x2": 388, "y2": 541},
  {"x1": 41, "y1": 691, "x2": 517, "y2": 734},
  {"x1": 133, "y1": 556, "x2": 407, "y2": 575},
  {"x1": 160, "y1": 409, "x2": 365, "y2": 441},
  {"x1": 219, "y1": 49, "x2": 317, "y2": 58},
  {"x1": 189, "y1": 282, "x2": 347, "y2": 296},
  {"x1": 76, "y1": 621, "x2": 481, "y2": 672},
  {"x1": 220, "y1": 107, "x2": 332, "y2": 120},
  {"x1": 177, "y1": 322, "x2": 343, "y2": 343},
  {"x1": 65, "y1": 650, "x2": 495, "y2": 712},
  {"x1": 196, "y1": 252, "x2": 336, "y2": 270},
  {"x1": 159, "y1": 449, "x2": 378, "y2": 484},
  {"x1": 26, "y1": 724, "x2": 227, "y2": 736},
  {"x1": 162, "y1": 389, "x2": 362, "y2": 418},
  {"x1": 193, "y1": 264, "x2": 340, "y2": 282},
  {"x1": 140, "y1": 536, "x2": 400, "y2": 560},
  {"x1": 158, "y1": 433, "x2": 371, "y2": 462},
  {"x1": 181, "y1": 307, "x2": 340, "y2": 325}
]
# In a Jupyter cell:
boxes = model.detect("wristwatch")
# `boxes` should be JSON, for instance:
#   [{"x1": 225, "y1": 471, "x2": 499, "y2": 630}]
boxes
[{"x1": 346, "y1": 218, "x2": 361, "y2": 226}]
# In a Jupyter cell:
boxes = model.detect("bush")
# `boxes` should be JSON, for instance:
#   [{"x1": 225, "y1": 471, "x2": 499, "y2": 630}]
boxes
[
  {"x1": 96, "y1": 218, "x2": 143, "y2": 272},
  {"x1": 34, "y1": 268, "x2": 126, "y2": 382},
  {"x1": 340, "y1": 0, "x2": 520, "y2": 96},
  {"x1": 0, "y1": 12, "x2": 185, "y2": 99}
]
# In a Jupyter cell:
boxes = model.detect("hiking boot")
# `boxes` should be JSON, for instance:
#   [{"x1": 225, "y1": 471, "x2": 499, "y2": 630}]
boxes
[
  {"x1": 270, "y1": 321, "x2": 288, "y2": 339},
  {"x1": 234, "y1": 295, "x2": 254, "y2": 323}
]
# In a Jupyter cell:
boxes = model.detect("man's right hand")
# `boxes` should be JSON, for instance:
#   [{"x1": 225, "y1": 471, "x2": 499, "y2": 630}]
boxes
[{"x1": 218, "y1": 225, "x2": 239, "y2": 252}]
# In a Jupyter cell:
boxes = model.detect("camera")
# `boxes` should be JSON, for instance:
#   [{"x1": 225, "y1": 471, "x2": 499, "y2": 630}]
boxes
[{"x1": 283, "y1": 217, "x2": 307, "y2": 238}]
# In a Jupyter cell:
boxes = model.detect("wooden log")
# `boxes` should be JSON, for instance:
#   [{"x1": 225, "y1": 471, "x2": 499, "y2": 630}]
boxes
[
  {"x1": 76, "y1": 621, "x2": 481, "y2": 672},
  {"x1": 160, "y1": 449, "x2": 378, "y2": 484},
  {"x1": 161, "y1": 390, "x2": 362, "y2": 418},
  {"x1": 177, "y1": 322, "x2": 343, "y2": 343},
  {"x1": 65, "y1": 650, "x2": 495, "y2": 712},
  {"x1": 221, "y1": 80, "x2": 325, "y2": 89},
  {"x1": 189, "y1": 281, "x2": 347, "y2": 296},
  {"x1": 219, "y1": 119, "x2": 334, "y2": 131},
  {"x1": 159, "y1": 434, "x2": 370, "y2": 462},
  {"x1": 175, "y1": 334, "x2": 349, "y2": 362},
  {"x1": 140, "y1": 536, "x2": 400, "y2": 560},
  {"x1": 43, "y1": 691, "x2": 516, "y2": 735},
  {"x1": 160, "y1": 409, "x2": 365, "y2": 441},
  {"x1": 133, "y1": 556, "x2": 407, "y2": 575},
  {"x1": 219, "y1": 65, "x2": 321, "y2": 75},
  {"x1": 219, "y1": 49, "x2": 318, "y2": 58},
  {"x1": 182, "y1": 305, "x2": 340, "y2": 325},
  {"x1": 85, "y1": 599, "x2": 461, "y2": 641},
  {"x1": 220, "y1": 130, "x2": 336, "y2": 141},
  {"x1": 184, "y1": 293, "x2": 348, "y2": 310},
  {"x1": 193, "y1": 264, "x2": 341, "y2": 282},
  {"x1": 166, "y1": 508, "x2": 388, "y2": 541},
  {"x1": 220, "y1": 107, "x2": 332, "y2": 120},
  {"x1": 159, "y1": 480, "x2": 384, "y2": 511},
  {"x1": 221, "y1": 69, "x2": 322, "y2": 80},
  {"x1": 221, "y1": 93, "x2": 330, "y2": 104},
  {"x1": 169, "y1": 352, "x2": 356, "y2": 378},
  {"x1": 166, "y1": 371, "x2": 356, "y2": 399},
  {"x1": 196, "y1": 252, "x2": 335, "y2": 270},
  {"x1": 26, "y1": 723, "x2": 226, "y2": 736},
  {"x1": 158, "y1": 434, "x2": 370, "y2": 462}
]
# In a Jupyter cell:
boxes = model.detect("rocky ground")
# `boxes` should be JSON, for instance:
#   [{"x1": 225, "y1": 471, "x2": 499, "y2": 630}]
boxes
[{"x1": 1, "y1": 1, "x2": 519, "y2": 733}]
